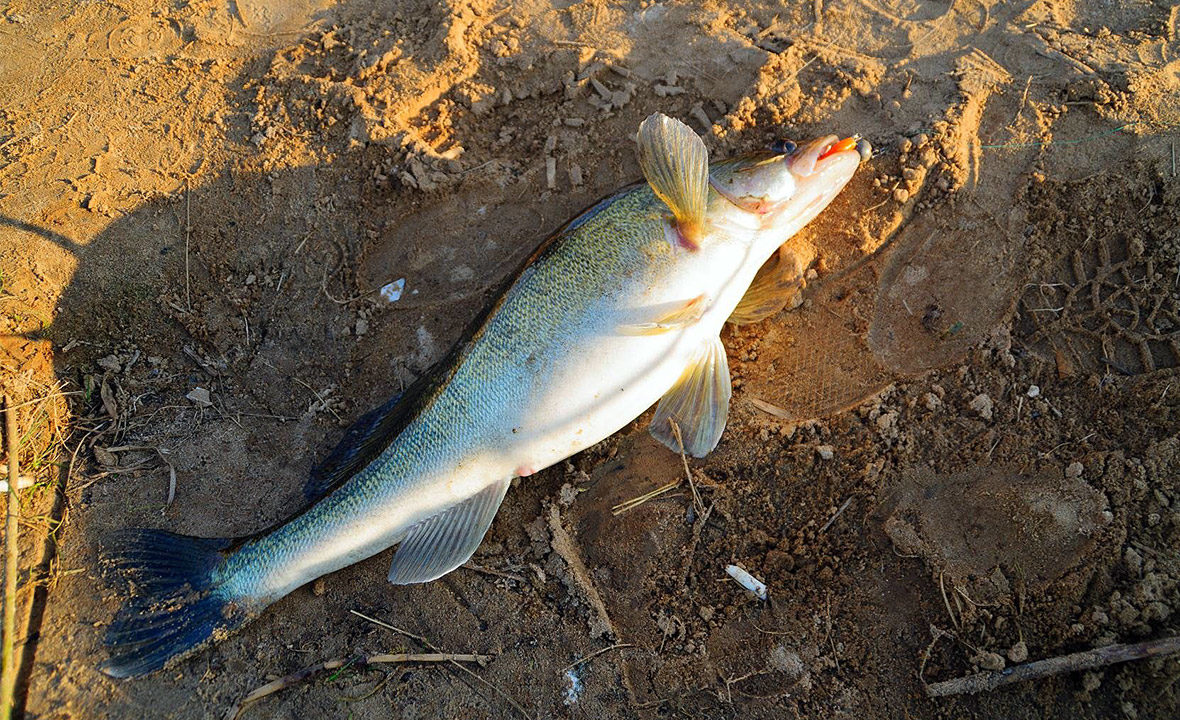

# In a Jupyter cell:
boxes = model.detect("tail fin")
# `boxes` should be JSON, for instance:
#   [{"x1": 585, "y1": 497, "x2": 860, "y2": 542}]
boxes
[{"x1": 98, "y1": 530, "x2": 252, "y2": 678}]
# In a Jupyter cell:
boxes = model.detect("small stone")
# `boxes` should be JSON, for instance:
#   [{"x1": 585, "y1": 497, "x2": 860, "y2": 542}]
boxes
[
  {"x1": 94, "y1": 446, "x2": 117, "y2": 467},
  {"x1": 969, "y1": 393, "x2": 994, "y2": 420},
  {"x1": 816, "y1": 445, "x2": 835, "y2": 460},
  {"x1": 972, "y1": 651, "x2": 1005, "y2": 671},
  {"x1": 186, "y1": 386, "x2": 213, "y2": 407},
  {"x1": 1026, "y1": 385, "x2": 1040, "y2": 398},
  {"x1": 312, "y1": 578, "x2": 326, "y2": 596},
  {"x1": 355, "y1": 317, "x2": 369, "y2": 336},
  {"x1": 1065, "y1": 461, "x2": 1084, "y2": 479},
  {"x1": 924, "y1": 392, "x2": 941, "y2": 411},
  {"x1": 97, "y1": 355, "x2": 122, "y2": 373},
  {"x1": 698, "y1": 605, "x2": 715, "y2": 622},
  {"x1": 893, "y1": 187, "x2": 910, "y2": 202},
  {"x1": 1007, "y1": 641, "x2": 1028, "y2": 663}
]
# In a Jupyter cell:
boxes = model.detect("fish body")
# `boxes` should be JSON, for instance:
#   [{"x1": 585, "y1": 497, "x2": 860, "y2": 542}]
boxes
[{"x1": 101, "y1": 115, "x2": 867, "y2": 677}]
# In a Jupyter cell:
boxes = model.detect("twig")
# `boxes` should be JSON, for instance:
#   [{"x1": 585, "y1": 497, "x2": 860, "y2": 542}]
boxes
[
  {"x1": 667, "y1": 418, "x2": 703, "y2": 514},
  {"x1": 184, "y1": 180, "x2": 192, "y2": 311},
  {"x1": 292, "y1": 376, "x2": 343, "y2": 422},
  {"x1": 226, "y1": 651, "x2": 492, "y2": 719},
  {"x1": 2, "y1": 396, "x2": 19, "y2": 719},
  {"x1": 926, "y1": 635, "x2": 1180, "y2": 697},
  {"x1": 819, "y1": 497, "x2": 853, "y2": 533},
  {"x1": 349, "y1": 610, "x2": 528, "y2": 719},
  {"x1": 562, "y1": 643, "x2": 634, "y2": 672}
]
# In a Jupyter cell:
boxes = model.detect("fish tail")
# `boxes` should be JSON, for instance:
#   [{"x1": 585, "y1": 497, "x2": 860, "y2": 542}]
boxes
[{"x1": 98, "y1": 529, "x2": 254, "y2": 678}]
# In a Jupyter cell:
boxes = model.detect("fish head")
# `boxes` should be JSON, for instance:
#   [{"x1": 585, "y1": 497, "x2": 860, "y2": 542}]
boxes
[{"x1": 709, "y1": 135, "x2": 869, "y2": 226}]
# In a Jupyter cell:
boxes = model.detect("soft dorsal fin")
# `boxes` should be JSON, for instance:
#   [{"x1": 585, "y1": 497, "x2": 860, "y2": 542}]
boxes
[
  {"x1": 388, "y1": 478, "x2": 512, "y2": 584},
  {"x1": 636, "y1": 113, "x2": 710, "y2": 247},
  {"x1": 650, "y1": 335, "x2": 732, "y2": 457},
  {"x1": 305, "y1": 390, "x2": 408, "y2": 501},
  {"x1": 728, "y1": 248, "x2": 807, "y2": 325}
]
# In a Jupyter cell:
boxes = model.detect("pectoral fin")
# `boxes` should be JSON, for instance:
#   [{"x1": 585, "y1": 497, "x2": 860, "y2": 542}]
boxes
[
  {"x1": 388, "y1": 478, "x2": 512, "y2": 584},
  {"x1": 650, "y1": 336, "x2": 732, "y2": 457},
  {"x1": 619, "y1": 294, "x2": 708, "y2": 336},
  {"x1": 636, "y1": 113, "x2": 710, "y2": 248},
  {"x1": 728, "y1": 248, "x2": 807, "y2": 325}
]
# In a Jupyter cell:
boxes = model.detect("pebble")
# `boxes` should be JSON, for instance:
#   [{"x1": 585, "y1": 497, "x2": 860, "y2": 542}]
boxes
[
  {"x1": 1026, "y1": 384, "x2": 1040, "y2": 398},
  {"x1": 816, "y1": 445, "x2": 835, "y2": 460},
  {"x1": 893, "y1": 187, "x2": 910, "y2": 202},
  {"x1": 972, "y1": 650, "x2": 1006, "y2": 671},
  {"x1": 1007, "y1": 641, "x2": 1028, "y2": 663},
  {"x1": 1065, "y1": 461, "x2": 1084, "y2": 479},
  {"x1": 312, "y1": 578, "x2": 326, "y2": 596},
  {"x1": 969, "y1": 393, "x2": 994, "y2": 420},
  {"x1": 186, "y1": 386, "x2": 213, "y2": 407}
]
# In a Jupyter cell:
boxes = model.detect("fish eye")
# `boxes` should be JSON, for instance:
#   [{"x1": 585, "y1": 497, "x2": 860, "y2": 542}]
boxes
[{"x1": 770, "y1": 139, "x2": 797, "y2": 155}]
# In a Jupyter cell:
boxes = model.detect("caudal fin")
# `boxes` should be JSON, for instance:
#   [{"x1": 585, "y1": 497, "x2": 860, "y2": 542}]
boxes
[{"x1": 99, "y1": 529, "x2": 252, "y2": 678}]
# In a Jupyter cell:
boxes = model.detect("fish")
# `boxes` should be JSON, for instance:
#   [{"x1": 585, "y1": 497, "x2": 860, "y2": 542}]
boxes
[{"x1": 99, "y1": 113, "x2": 869, "y2": 678}]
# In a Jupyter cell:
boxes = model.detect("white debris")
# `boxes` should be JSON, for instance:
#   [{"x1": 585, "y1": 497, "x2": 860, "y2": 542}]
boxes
[
  {"x1": 380, "y1": 278, "x2": 406, "y2": 303},
  {"x1": 563, "y1": 667, "x2": 583, "y2": 705},
  {"x1": 186, "y1": 386, "x2": 213, "y2": 407},
  {"x1": 816, "y1": 444, "x2": 835, "y2": 461},
  {"x1": 0, "y1": 474, "x2": 34, "y2": 493},
  {"x1": 1026, "y1": 385, "x2": 1040, "y2": 398},
  {"x1": 726, "y1": 564, "x2": 768, "y2": 600}
]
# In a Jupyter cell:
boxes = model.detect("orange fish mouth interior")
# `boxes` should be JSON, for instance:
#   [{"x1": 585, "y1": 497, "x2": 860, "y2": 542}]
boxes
[{"x1": 816, "y1": 137, "x2": 859, "y2": 162}]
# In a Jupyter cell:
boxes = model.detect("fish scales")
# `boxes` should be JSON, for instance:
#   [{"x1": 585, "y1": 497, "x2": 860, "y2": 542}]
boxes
[{"x1": 99, "y1": 114, "x2": 869, "y2": 677}]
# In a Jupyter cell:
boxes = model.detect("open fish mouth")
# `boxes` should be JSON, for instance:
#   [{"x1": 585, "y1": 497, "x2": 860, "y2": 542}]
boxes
[{"x1": 791, "y1": 135, "x2": 872, "y2": 176}]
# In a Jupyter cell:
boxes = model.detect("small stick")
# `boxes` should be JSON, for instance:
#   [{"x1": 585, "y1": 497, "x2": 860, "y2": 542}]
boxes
[
  {"x1": 226, "y1": 652, "x2": 493, "y2": 719},
  {"x1": 926, "y1": 635, "x2": 1180, "y2": 697},
  {"x1": 562, "y1": 643, "x2": 634, "y2": 672},
  {"x1": 819, "y1": 497, "x2": 852, "y2": 534},
  {"x1": 184, "y1": 180, "x2": 192, "y2": 311},
  {"x1": 611, "y1": 480, "x2": 680, "y2": 516},
  {"x1": 1, "y1": 396, "x2": 19, "y2": 720},
  {"x1": 349, "y1": 610, "x2": 528, "y2": 719},
  {"x1": 667, "y1": 418, "x2": 703, "y2": 514}
]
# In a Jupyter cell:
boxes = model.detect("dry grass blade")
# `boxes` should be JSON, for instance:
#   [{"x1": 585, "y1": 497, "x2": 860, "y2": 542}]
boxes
[
  {"x1": 562, "y1": 643, "x2": 634, "y2": 672},
  {"x1": 610, "y1": 480, "x2": 680, "y2": 516},
  {"x1": 748, "y1": 396, "x2": 794, "y2": 420}
]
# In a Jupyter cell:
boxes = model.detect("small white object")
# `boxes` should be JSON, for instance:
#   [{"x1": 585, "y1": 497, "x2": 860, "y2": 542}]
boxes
[
  {"x1": 0, "y1": 475, "x2": 34, "y2": 493},
  {"x1": 380, "y1": 278, "x2": 405, "y2": 303},
  {"x1": 816, "y1": 444, "x2": 835, "y2": 461},
  {"x1": 563, "y1": 667, "x2": 583, "y2": 705},
  {"x1": 726, "y1": 564, "x2": 768, "y2": 600},
  {"x1": 1026, "y1": 385, "x2": 1040, "y2": 398},
  {"x1": 186, "y1": 386, "x2": 212, "y2": 407}
]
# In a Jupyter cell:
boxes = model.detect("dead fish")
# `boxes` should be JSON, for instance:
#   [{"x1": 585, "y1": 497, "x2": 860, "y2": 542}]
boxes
[{"x1": 100, "y1": 113, "x2": 868, "y2": 677}]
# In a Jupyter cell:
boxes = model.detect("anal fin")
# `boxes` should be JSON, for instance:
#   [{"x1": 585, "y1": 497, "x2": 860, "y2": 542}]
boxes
[
  {"x1": 650, "y1": 335, "x2": 732, "y2": 458},
  {"x1": 388, "y1": 478, "x2": 512, "y2": 585},
  {"x1": 729, "y1": 247, "x2": 807, "y2": 325}
]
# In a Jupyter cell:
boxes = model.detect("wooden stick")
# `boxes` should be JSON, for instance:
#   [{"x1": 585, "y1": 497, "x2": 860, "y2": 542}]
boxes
[
  {"x1": 1, "y1": 396, "x2": 19, "y2": 720},
  {"x1": 926, "y1": 635, "x2": 1180, "y2": 697},
  {"x1": 226, "y1": 651, "x2": 493, "y2": 719}
]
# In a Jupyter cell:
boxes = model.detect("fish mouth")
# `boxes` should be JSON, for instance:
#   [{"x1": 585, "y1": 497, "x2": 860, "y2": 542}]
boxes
[{"x1": 791, "y1": 135, "x2": 871, "y2": 177}]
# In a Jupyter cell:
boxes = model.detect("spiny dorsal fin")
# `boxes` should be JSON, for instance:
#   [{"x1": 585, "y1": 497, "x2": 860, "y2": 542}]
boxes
[
  {"x1": 636, "y1": 113, "x2": 710, "y2": 247},
  {"x1": 650, "y1": 335, "x2": 732, "y2": 457},
  {"x1": 729, "y1": 248, "x2": 807, "y2": 325},
  {"x1": 388, "y1": 478, "x2": 512, "y2": 584}
]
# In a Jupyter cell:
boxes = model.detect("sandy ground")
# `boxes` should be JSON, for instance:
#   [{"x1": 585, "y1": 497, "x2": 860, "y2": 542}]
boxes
[{"x1": 2, "y1": 0, "x2": 1180, "y2": 717}]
